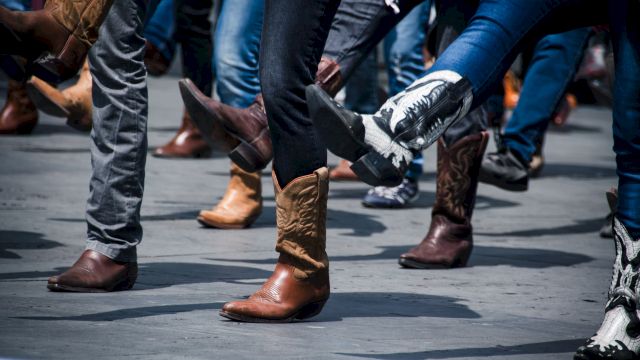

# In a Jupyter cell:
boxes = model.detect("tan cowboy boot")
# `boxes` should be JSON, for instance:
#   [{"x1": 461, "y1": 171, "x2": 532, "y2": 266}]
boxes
[
  {"x1": 26, "y1": 59, "x2": 92, "y2": 131},
  {"x1": 153, "y1": 110, "x2": 212, "y2": 158},
  {"x1": 399, "y1": 132, "x2": 489, "y2": 269},
  {"x1": 0, "y1": 0, "x2": 114, "y2": 83},
  {"x1": 197, "y1": 162, "x2": 263, "y2": 229},
  {"x1": 0, "y1": 79, "x2": 38, "y2": 134},
  {"x1": 220, "y1": 168, "x2": 330, "y2": 322}
]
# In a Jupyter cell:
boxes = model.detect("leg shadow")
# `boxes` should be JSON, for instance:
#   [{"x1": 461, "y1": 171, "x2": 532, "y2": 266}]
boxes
[{"x1": 0, "y1": 230, "x2": 64, "y2": 259}]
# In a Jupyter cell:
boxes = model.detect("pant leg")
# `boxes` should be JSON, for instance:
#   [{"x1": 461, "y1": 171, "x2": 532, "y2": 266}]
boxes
[
  {"x1": 143, "y1": 0, "x2": 177, "y2": 61},
  {"x1": 86, "y1": 0, "x2": 148, "y2": 263},
  {"x1": 174, "y1": 0, "x2": 213, "y2": 96},
  {"x1": 503, "y1": 28, "x2": 592, "y2": 163},
  {"x1": 344, "y1": 52, "x2": 379, "y2": 114},
  {"x1": 260, "y1": 0, "x2": 341, "y2": 186},
  {"x1": 214, "y1": 0, "x2": 264, "y2": 108},
  {"x1": 609, "y1": 0, "x2": 640, "y2": 237}
]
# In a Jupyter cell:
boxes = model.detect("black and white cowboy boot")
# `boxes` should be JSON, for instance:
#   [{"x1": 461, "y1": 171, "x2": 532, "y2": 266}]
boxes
[
  {"x1": 575, "y1": 217, "x2": 640, "y2": 360},
  {"x1": 306, "y1": 70, "x2": 472, "y2": 186}
]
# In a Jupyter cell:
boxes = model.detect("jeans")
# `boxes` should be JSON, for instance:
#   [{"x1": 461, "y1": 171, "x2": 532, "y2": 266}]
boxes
[
  {"x1": 426, "y1": 0, "x2": 638, "y2": 236},
  {"x1": 503, "y1": 28, "x2": 592, "y2": 163},
  {"x1": 143, "y1": 0, "x2": 176, "y2": 62},
  {"x1": 86, "y1": 0, "x2": 149, "y2": 262},
  {"x1": 214, "y1": 0, "x2": 264, "y2": 108},
  {"x1": 0, "y1": 0, "x2": 28, "y2": 11}
]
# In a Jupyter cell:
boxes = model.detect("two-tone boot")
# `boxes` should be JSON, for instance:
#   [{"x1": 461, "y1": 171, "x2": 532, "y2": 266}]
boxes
[
  {"x1": 0, "y1": 0, "x2": 114, "y2": 84},
  {"x1": 152, "y1": 110, "x2": 212, "y2": 158},
  {"x1": 180, "y1": 57, "x2": 343, "y2": 173},
  {"x1": 220, "y1": 168, "x2": 330, "y2": 322},
  {"x1": 26, "y1": 59, "x2": 92, "y2": 131},
  {"x1": 198, "y1": 162, "x2": 262, "y2": 229},
  {"x1": 399, "y1": 132, "x2": 489, "y2": 269},
  {"x1": 306, "y1": 70, "x2": 473, "y2": 187},
  {"x1": 574, "y1": 217, "x2": 640, "y2": 359},
  {"x1": 0, "y1": 79, "x2": 38, "y2": 134}
]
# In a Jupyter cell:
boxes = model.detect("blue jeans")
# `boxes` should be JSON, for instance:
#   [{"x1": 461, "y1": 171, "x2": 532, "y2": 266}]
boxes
[
  {"x1": 427, "y1": 0, "x2": 639, "y2": 236},
  {"x1": 214, "y1": 0, "x2": 264, "y2": 108},
  {"x1": 0, "y1": 0, "x2": 28, "y2": 11},
  {"x1": 503, "y1": 28, "x2": 592, "y2": 163},
  {"x1": 143, "y1": 0, "x2": 176, "y2": 62}
]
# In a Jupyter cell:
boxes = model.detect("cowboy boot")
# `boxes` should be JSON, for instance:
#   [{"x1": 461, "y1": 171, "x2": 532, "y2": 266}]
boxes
[
  {"x1": 574, "y1": 217, "x2": 640, "y2": 359},
  {"x1": 0, "y1": 0, "x2": 114, "y2": 84},
  {"x1": 306, "y1": 70, "x2": 473, "y2": 187},
  {"x1": 26, "y1": 59, "x2": 92, "y2": 131},
  {"x1": 600, "y1": 188, "x2": 618, "y2": 239},
  {"x1": 152, "y1": 110, "x2": 212, "y2": 158},
  {"x1": 0, "y1": 79, "x2": 38, "y2": 134},
  {"x1": 329, "y1": 159, "x2": 359, "y2": 181},
  {"x1": 180, "y1": 57, "x2": 344, "y2": 173},
  {"x1": 220, "y1": 168, "x2": 330, "y2": 322},
  {"x1": 399, "y1": 131, "x2": 489, "y2": 269},
  {"x1": 47, "y1": 250, "x2": 138, "y2": 292},
  {"x1": 198, "y1": 162, "x2": 263, "y2": 229}
]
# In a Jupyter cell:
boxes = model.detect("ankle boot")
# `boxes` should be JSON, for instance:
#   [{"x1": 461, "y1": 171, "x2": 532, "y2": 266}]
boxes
[
  {"x1": 399, "y1": 132, "x2": 489, "y2": 269},
  {"x1": 0, "y1": 0, "x2": 114, "y2": 84},
  {"x1": 220, "y1": 168, "x2": 330, "y2": 322},
  {"x1": 574, "y1": 217, "x2": 640, "y2": 359},
  {"x1": 198, "y1": 162, "x2": 263, "y2": 229},
  {"x1": 307, "y1": 70, "x2": 473, "y2": 187},
  {"x1": 0, "y1": 79, "x2": 38, "y2": 134},
  {"x1": 26, "y1": 59, "x2": 92, "y2": 131},
  {"x1": 153, "y1": 110, "x2": 212, "y2": 158},
  {"x1": 180, "y1": 57, "x2": 343, "y2": 173}
]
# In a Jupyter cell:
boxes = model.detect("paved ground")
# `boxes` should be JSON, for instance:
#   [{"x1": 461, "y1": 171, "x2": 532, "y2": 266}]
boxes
[{"x1": 0, "y1": 73, "x2": 618, "y2": 359}]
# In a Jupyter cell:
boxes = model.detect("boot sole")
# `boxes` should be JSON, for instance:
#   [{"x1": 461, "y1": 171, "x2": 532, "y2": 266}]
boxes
[
  {"x1": 196, "y1": 215, "x2": 257, "y2": 230},
  {"x1": 219, "y1": 299, "x2": 328, "y2": 323},
  {"x1": 398, "y1": 257, "x2": 467, "y2": 269},
  {"x1": 179, "y1": 80, "x2": 270, "y2": 172},
  {"x1": 306, "y1": 85, "x2": 403, "y2": 187},
  {"x1": 25, "y1": 81, "x2": 70, "y2": 118},
  {"x1": 151, "y1": 149, "x2": 212, "y2": 159},
  {"x1": 478, "y1": 168, "x2": 528, "y2": 192},
  {"x1": 47, "y1": 275, "x2": 136, "y2": 293}
]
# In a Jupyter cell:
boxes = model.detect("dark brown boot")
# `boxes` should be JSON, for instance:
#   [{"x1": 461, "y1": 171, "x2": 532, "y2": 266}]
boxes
[
  {"x1": 152, "y1": 110, "x2": 212, "y2": 158},
  {"x1": 220, "y1": 168, "x2": 330, "y2": 322},
  {"x1": 0, "y1": 79, "x2": 38, "y2": 134},
  {"x1": 399, "y1": 132, "x2": 489, "y2": 269},
  {"x1": 47, "y1": 250, "x2": 138, "y2": 292},
  {"x1": 0, "y1": 0, "x2": 114, "y2": 84},
  {"x1": 180, "y1": 57, "x2": 343, "y2": 173}
]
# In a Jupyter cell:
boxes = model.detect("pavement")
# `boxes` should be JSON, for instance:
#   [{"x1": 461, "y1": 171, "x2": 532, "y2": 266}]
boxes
[{"x1": 0, "y1": 73, "x2": 618, "y2": 360}]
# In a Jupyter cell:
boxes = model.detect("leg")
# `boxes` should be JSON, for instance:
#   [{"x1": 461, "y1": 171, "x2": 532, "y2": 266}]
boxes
[
  {"x1": 47, "y1": 0, "x2": 148, "y2": 292},
  {"x1": 143, "y1": 0, "x2": 177, "y2": 75}
]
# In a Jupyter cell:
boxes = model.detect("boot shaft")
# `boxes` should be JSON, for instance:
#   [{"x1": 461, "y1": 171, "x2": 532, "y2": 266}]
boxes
[{"x1": 47, "y1": 0, "x2": 114, "y2": 46}]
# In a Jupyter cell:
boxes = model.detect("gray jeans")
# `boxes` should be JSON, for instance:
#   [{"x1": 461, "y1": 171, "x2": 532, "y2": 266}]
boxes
[{"x1": 85, "y1": 0, "x2": 149, "y2": 263}]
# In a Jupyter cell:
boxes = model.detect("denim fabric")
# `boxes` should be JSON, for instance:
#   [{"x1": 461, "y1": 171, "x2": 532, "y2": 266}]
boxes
[
  {"x1": 0, "y1": 0, "x2": 29, "y2": 11},
  {"x1": 344, "y1": 52, "x2": 379, "y2": 114},
  {"x1": 503, "y1": 28, "x2": 592, "y2": 163},
  {"x1": 86, "y1": 0, "x2": 149, "y2": 262},
  {"x1": 175, "y1": 0, "x2": 213, "y2": 96},
  {"x1": 214, "y1": 0, "x2": 264, "y2": 108},
  {"x1": 143, "y1": 0, "x2": 176, "y2": 62}
]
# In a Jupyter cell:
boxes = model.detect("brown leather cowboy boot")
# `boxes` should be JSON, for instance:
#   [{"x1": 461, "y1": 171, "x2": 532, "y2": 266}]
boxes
[
  {"x1": 220, "y1": 168, "x2": 330, "y2": 322},
  {"x1": 399, "y1": 132, "x2": 489, "y2": 269},
  {"x1": 198, "y1": 162, "x2": 262, "y2": 229},
  {"x1": 329, "y1": 159, "x2": 359, "y2": 181},
  {"x1": 47, "y1": 250, "x2": 138, "y2": 292},
  {"x1": 26, "y1": 59, "x2": 92, "y2": 131},
  {"x1": 0, "y1": 0, "x2": 114, "y2": 84},
  {"x1": 181, "y1": 57, "x2": 343, "y2": 173},
  {"x1": 152, "y1": 110, "x2": 212, "y2": 158},
  {"x1": 0, "y1": 79, "x2": 38, "y2": 134}
]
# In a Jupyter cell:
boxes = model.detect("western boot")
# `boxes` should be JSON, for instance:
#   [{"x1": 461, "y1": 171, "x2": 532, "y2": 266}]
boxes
[
  {"x1": 220, "y1": 168, "x2": 330, "y2": 322},
  {"x1": 47, "y1": 250, "x2": 138, "y2": 292},
  {"x1": 574, "y1": 217, "x2": 640, "y2": 359},
  {"x1": 306, "y1": 70, "x2": 473, "y2": 187},
  {"x1": 0, "y1": 79, "x2": 38, "y2": 134},
  {"x1": 152, "y1": 110, "x2": 212, "y2": 158},
  {"x1": 180, "y1": 57, "x2": 343, "y2": 173},
  {"x1": 399, "y1": 132, "x2": 489, "y2": 269},
  {"x1": 330, "y1": 159, "x2": 359, "y2": 181},
  {"x1": 0, "y1": 0, "x2": 114, "y2": 84},
  {"x1": 26, "y1": 59, "x2": 92, "y2": 131},
  {"x1": 600, "y1": 187, "x2": 618, "y2": 239},
  {"x1": 197, "y1": 162, "x2": 263, "y2": 229}
]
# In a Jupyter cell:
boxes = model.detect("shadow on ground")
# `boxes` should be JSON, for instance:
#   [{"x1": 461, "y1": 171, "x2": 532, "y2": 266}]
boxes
[
  {"x1": 337, "y1": 338, "x2": 585, "y2": 359},
  {"x1": 476, "y1": 217, "x2": 603, "y2": 237},
  {"x1": 536, "y1": 163, "x2": 615, "y2": 179},
  {"x1": 0, "y1": 230, "x2": 64, "y2": 259}
]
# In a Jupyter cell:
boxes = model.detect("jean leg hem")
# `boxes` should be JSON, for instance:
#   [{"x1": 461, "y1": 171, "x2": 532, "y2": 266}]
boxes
[{"x1": 85, "y1": 240, "x2": 137, "y2": 263}]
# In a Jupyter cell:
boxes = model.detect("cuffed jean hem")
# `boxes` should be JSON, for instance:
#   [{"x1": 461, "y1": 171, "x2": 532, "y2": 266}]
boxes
[{"x1": 86, "y1": 239, "x2": 138, "y2": 263}]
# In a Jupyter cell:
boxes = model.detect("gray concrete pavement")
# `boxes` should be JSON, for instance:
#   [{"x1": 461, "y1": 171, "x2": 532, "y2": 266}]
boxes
[{"x1": 0, "y1": 74, "x2": 618, "y2": 359}]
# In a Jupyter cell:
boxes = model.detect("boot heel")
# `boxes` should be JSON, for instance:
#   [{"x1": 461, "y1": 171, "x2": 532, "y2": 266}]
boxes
[
  {"x1": 295, "y1": 299, "x2": 327, "y2": 320},
  {"x1": 229, "y1": 140, "x2": 269, "y2": 173},
  {"x1": 32, "y1": 36, "x2": 87, "y2": 85},
  {"x1": 351, "y1": 151, "x2": 403, "y2": 187}
]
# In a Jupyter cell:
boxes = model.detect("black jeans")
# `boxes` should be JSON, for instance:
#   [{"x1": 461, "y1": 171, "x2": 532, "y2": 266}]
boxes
[{"x1": 174, "y1": 0, "x2": 213, "y2": 96}]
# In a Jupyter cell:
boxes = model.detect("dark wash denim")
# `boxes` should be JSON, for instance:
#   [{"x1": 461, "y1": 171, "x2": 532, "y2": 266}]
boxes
[
  {"x1": 503, "y1": 28, "x2": 592, "y2": 164},
  {"x1": 426, "y1": 0, "x2": 638, "y2": 236}
]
